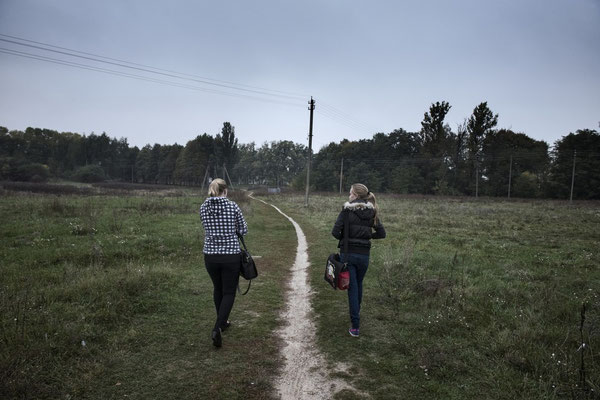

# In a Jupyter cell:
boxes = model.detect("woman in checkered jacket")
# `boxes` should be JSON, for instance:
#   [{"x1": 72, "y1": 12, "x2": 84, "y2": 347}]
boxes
[{"x1": 199, "y1": 178, "x2": 248, "y2": 348}]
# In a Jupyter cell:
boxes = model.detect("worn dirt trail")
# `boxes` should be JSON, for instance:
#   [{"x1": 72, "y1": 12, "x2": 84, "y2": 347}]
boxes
[{"x1": 252, "y1": 197, "x2": 358, "y2": 399}]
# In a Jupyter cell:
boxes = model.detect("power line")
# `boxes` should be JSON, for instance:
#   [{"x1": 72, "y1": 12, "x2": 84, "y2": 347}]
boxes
[
  {"x1": 0, "y1": 33, "x2": 396, "y2": 138},
  {"x1": 315, "y1": 100, "x2": 382, "y2": 138},
  {"x1": 3, "y1": 33, "x2": 309, "y2": 99},
  {"x1": 0, "y1": 34, "x2": 305, "y2": 100},
  {"x1": 0, "y1": 47, "x2": 304, "y2": 107},
  {"x1": 317, "y1": 107, "x2": 375, "y2": 135},
  {"x1": 317, "y1": 100, "x2": 380, "y2": 133}
]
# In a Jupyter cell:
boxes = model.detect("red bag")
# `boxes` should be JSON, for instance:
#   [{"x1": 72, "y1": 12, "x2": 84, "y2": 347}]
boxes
[
  {"x1": 337, "y1": 268, "x2": 350, "y2": 290},
  {"x1": 324, "y1": 254, "x2": 349, "y2": 290},
  {"x1": 328, "y1": 209, "x2": 350, "y2": 291}
]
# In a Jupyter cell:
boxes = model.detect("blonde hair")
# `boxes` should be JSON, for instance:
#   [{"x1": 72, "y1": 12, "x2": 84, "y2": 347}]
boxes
[
  {"x1": 208, "y1": 178, "x2": 227, "y2": 197},
  {"x1": 351, "y1": 183, "x2": 380, "y2": 225}
]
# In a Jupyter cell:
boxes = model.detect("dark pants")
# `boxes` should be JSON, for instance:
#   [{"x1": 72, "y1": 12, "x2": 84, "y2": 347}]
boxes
[
  {"x1": 204, "y1": 255, "x2": 240, "y2": 331},
  {"x1": 341, "y1": 252, "x2": 370, "y2": 329}
]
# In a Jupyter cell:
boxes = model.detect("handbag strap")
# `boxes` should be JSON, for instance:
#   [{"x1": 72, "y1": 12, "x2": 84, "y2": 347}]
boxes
[
  {"x1": 238, "y1": 233, "x2": 249, "y2": 250},
  {"x1": 237, "y1": 280, "x2": 251, "y2": 295},
  {"x1": 237, "y1": 233, "x2": 251, "y2": 295},
  {"x1": 342, "y1": 210, "x2": 349, "y2": 254}
]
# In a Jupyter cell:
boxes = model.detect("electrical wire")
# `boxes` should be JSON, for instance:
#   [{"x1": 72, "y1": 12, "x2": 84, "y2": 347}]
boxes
[
  {"x1": 3, "y1": 32, "x2": 595, "y2": 148},
  {"x1": 317, "y1": 108, "x2": 372, "y2": 134},
  {"x1": 317, "y1": 100, "x2": 380, "y2": 133},
  {"x1": 0, "y1": 47, "x2": 305, "y2": 107},
  {"x1": 0, "y1": 33, "x2": 308, "y2": 101},
  {"x1": 0, "y1": 36, "x2": 308, "y2": 102},
  {"x1": 1, "y1": 33, "x2": 391, "y2": 138}
]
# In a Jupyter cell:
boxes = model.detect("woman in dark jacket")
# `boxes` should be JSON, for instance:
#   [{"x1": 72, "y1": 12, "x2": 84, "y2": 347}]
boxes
[
  {"x1": 332, "y1": 183, "x2": 385, "y2": 337},
  {"x1": 200, "y1": 178, "x2": 248, "y2": 348}
]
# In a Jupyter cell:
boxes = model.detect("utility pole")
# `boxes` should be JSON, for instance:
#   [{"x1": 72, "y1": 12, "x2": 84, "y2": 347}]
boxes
[
  {"x1": 304, "y1": 97, "x2": 315, "y2": 207},
  {"x1": 570, "y1": 150, "x2": 576, "y2": 204},
  {"x1": 223, "y1": 164, "x2": 234, "y2": 190},
  {"x1": 508, "y1": 155, "x2": 512, "y2": 199},
  {"x1": 201, "y1": 164, "x2": 209, "y2": 193},
  {"x1": 339, "y1": 158, "x2": 344, "y2": 194},
  {"x1": 475, "y1": 155, "x2": 479, "y2": 199}
]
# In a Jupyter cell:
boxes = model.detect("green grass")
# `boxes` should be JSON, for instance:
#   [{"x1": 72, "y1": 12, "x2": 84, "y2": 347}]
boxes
[
  {"x1": 0, "y1": 189, "x2": 295, "y2": 399},
  {"x1": 260, "y1": 194, "x2": 600, "y2": 400},
  {"x1": 2, "y1": 188, "x2": 599, "y2": 399}
]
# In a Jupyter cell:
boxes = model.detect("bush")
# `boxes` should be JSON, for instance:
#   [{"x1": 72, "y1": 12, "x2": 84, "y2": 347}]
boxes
[
  {"x1": 513, "y1": 171, "x2": 539, "y2": 198},
  {"x1": 93, "y1": 182, "x2": 174, "y2": 191},
  {"x1": 16, "y1": 163, "x2": 51, "y2": 182},
  {"x1": 389, "y1": 165, "x2": 424, "y2": 194},
  {"x1": 0, "y1": 181, "x2": 94, "y2": 195},
  {"x1": 73, "y1": 165, "x2": 106, "y2": 183},
  {"x1": 0, "y1": 157, "x2": 51, "y2": 182},
  {"x1": 290, "y1": 171, "x2": 307, "y2": 192},
  {"x1": 227, "y1": 189, "x2": 250, "y2": 204}
]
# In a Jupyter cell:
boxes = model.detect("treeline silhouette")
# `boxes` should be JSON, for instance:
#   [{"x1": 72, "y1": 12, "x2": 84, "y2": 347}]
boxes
[{"x1": 1, "y1": 102, "x2": 599, "y2": 199}]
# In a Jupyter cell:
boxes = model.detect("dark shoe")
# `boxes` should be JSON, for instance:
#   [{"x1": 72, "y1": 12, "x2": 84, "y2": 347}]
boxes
[
  {"x1": 220, "y1": 320, "x2": 231, "y2": 332},
  {"x1": 212, "y1": 328, "x2": 222, "y2": 348}
]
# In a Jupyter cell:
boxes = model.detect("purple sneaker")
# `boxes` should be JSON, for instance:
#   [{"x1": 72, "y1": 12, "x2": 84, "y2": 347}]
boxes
[{"x1": 348, "y1": 328, "x2": 360, "y2": 337}]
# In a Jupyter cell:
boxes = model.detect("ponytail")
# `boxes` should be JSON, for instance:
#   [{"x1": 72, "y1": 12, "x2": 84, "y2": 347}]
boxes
[
  {"x1": 367, "y1": 191, "x2": 379, "y2": 225},
  {"x1": 350, "y1": 183, "x2": 380, "y2": 225},
  {"x1": 208, "y1": 178, "x2": 227, "y2": 197}
]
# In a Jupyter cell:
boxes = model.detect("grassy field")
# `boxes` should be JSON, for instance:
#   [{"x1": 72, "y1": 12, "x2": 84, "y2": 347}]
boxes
[
  {"x1": 0, "y1": 186, "x2": 296, "y2": 399},
  {"x1": 260, "y1": 193, "x2": 600, "y2": 399},
  {"x1": 1, "y1": 184, "x2": 599, "y2": 399}
]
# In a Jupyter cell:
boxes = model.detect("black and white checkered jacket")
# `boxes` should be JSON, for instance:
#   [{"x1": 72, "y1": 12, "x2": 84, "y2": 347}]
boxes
[{"x1": 199, "y1": 196, "x2": 248, "y2": 255}]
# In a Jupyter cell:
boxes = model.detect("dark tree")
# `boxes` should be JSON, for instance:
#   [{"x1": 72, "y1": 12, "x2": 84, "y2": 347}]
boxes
[
  {"x1": 135, "y1": 145, "x2": 156, "y2": 183},
  {"x1": 482, "y1": 129, "x2": 549, "y2": 197},
  {"x1": 215, "y1": 122, "x2": 239, "y2": 173},
  {"x1": 467, "y1": 102, "x2": 498, "y2": 158},
  {"x1": 466, "y1": 102, "x2": 498, "y2": 194},
  {"x1": 157, "y1": 144, "x2": 182, "y2": 184},
  {"x1": 174, "y1": 134, "x2": 214, "y2": 185},
  {"x1": 550, "y1": 129, "x2": 600, "y2": 199},
  {"x1": 420, "y1": 101, "x2": 452, "y2": 158},
  {"x1": 232, "y1": 142, "x2": 259, "y2": 185},
  {"x1": 419, "y1": 101, "x2": 453, "y2": 194}
]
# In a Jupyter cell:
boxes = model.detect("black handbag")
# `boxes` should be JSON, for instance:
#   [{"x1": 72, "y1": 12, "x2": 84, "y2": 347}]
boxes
[
  {"x1": 325, "y1": 253, "x2": 346, "y2": 289},
  {"x1": 238, "y1": 235, "x2": 257, "y2": 295},
  {"x1": 324, "y1": 210, "x2": 350, "y2": 290}
]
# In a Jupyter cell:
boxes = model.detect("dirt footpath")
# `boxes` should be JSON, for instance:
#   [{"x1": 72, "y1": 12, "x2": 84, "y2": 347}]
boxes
[{"x1": 253, "y1": 198, "x2": 358, "y2": 399}]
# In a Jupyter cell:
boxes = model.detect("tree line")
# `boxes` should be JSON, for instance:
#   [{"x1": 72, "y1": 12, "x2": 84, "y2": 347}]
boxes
[
  {"x1": 0, "y1": 121, "x2": 309, "y2": 190},
  {"x1": 0, "y1": 122, "x2": 238, "y2": 186},
  {"x1": 309, "y1": 102, "x2": 600, "y2": 200},
  {"x1": 1, "y1": 101, "x2": 599, "y2": 199}
]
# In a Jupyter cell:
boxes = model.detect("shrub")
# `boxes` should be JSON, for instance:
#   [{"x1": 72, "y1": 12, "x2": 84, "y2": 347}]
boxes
[
  {"x1": 73, "y1": 165, "x2": 106, "y2": 183},
  {"x1": 227, "y1": 189, "x2": 250, "y2": 204},
  {"x1": 0, "y1": 157, "x2": 51, "y2": 182},
  {"x1": 93, "y1": 182, "x2": 174, "y2": 191},
  {"x1": 16, "y1": 162, "x2": 51, "y2": 182},
  {"x1": 0, "y1": 181, "x2": 94, "y2": 195},
  {"x1": 389, "y1": 165, "x2": 425, "y2": 194},
  {"x1": 513, "y1": 171, "x2": 539, "y2": 198}
]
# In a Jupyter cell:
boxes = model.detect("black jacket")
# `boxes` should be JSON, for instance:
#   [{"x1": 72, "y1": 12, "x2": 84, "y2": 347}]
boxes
[{"x1": 331, "y1": 200, "x2": 386, "y2": 255}]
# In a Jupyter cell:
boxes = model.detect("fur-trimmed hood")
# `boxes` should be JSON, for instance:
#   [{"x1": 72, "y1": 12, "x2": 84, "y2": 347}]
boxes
[
  {"x1": 343, "y1": 200, "x2": 375, "y2": 222},
  {"x1": 343, "y1": 201, "x2": 374, "y2": 210}
]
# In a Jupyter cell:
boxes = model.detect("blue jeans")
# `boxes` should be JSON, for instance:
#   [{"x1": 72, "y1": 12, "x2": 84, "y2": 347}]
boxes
[{"x1": 341, "y1": 253, "x2": 370, "y2": 329}]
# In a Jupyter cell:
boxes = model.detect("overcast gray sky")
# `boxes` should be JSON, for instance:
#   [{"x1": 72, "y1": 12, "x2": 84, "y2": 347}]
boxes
[{"x1": 1, "y1": 0, "x2": 599, "y2": 150}]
